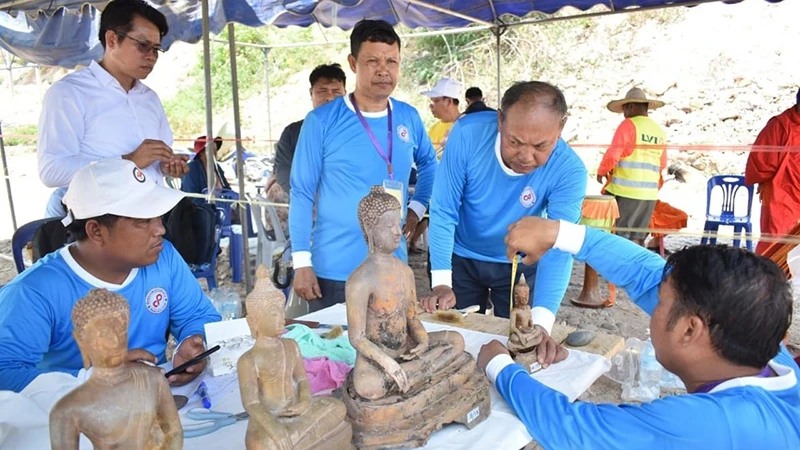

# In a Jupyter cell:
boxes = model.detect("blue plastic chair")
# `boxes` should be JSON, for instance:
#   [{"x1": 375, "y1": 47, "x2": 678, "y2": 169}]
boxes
[
  {"x1": 11, "y1": 218, "x2": 54, "y2": 274},
  {"x1": 202, "y1": 188, "x2": 255, "y2": 284},
  {"x1": 700, "y1": 175, "x2": 754, "y2": 251}
]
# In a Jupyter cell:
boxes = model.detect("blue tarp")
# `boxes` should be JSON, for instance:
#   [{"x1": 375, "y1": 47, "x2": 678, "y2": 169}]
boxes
[{"x1": 0, "y1": 0, "x2": 785, "y2": 68}]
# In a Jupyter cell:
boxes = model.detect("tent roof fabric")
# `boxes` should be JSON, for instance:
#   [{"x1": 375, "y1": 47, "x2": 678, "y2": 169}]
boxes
[{"x1": 0, "y1": 0, "x2": 785, "y2": 67}]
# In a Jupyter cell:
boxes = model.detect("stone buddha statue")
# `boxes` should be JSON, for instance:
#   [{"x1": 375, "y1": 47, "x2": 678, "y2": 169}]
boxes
[
  {"x1": 237, "y1": 265, "x2": 352, "y2": 450},
  {"x1": 343, "y1": 186, "x2": 490, "y2": 449},
  {"x1": 507, "y1": 275, "x2": 544, "y2": 372},
  {"x1": 49, "y1": 289, "x2": 183, "y2": 450}
]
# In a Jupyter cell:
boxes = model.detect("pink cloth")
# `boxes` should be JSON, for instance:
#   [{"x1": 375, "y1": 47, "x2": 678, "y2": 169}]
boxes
[{"x1": 303, "y1": 356, "x2": 352, "y2": 395}]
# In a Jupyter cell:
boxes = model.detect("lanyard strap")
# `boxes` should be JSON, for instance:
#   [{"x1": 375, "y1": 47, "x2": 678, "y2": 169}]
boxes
[
  {"x1": 693, "y1": 365, "x2": 773, "y2": 394},
  {"x1": 350, "y1": 93, "x2": 394, "y2": 180}
]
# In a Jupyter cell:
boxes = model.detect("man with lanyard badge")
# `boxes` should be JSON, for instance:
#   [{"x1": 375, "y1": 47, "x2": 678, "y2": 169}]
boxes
[{"x1": 289, "y1": 19, "x2": 437, "y2": 312}]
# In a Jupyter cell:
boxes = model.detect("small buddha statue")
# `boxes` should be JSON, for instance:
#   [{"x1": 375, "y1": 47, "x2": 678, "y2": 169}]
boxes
[
  {"x1": 507, "y1": 274, "x2": 543, "y2": 355},
  {"x1": 343, "y1": 186, "x2": 490, "y2": 449},
  {"x1": 237, "y1": 265, "x2": 352, "y2": 450},
  {"x1": 49, "y1": 289, "x2": 183, "y2": 450}
]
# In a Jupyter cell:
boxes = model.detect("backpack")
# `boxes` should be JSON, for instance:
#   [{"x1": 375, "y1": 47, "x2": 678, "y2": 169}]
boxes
[
  {"x1": 32, "y1": 218, "x2": 71, "y2": 262},
  {"x1": 162, "y1": 197, "x2": 219, "y2": 265}
]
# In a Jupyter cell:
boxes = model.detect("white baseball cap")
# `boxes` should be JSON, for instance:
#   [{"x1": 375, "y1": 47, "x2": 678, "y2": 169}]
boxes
[
  {"x1": 62, "y1": 159, "x2": 186, "y2": 226},
  {"x1": 421, "y1": 78, "x2": 463, "y2": 100}
]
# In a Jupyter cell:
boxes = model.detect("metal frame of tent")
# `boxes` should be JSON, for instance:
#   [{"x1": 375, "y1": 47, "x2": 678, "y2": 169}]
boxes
[{"x1": 0, "y1": 0, "x2": 768, "y2": 290}]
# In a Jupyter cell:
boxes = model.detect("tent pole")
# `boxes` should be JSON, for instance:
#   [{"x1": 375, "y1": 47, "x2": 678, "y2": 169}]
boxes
[
  {"x1": 262, "y1": 48, "x2": 273, "y2": 144},
  {"x1": 227, "y1": 23, "x2": 252, "y2": 292},
  {"x1": 0, "y1": 122, "x2": 17, "y2": 231},
  {"x1": 495, "y1": 28, "x2": 501, "y2": 106},
  {"x1": 201, "y1": 0, "x2": 215, "y2": 201}
]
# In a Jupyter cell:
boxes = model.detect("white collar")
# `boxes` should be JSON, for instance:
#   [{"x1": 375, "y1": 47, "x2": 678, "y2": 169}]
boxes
[
  {"x1": 59, "y1": 245, "x2": 138, "y2": 291},
  {"x1": 343, "y1": 93, "x2": 393, "y2": 118},
  {"x1": 709, "y1": 360, "x2": 798, "y2": 394},
  {"x1": 494, "y1": 133, "x2": 524, "y2": 177},
  {"x1": 88, "y1": 60, "x2": 142, "y2": 92}
]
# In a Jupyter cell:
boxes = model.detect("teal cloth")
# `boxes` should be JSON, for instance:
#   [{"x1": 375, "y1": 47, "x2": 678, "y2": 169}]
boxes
[{"x1": 283, "y1": 324, "x2": 356, "y2": 366}]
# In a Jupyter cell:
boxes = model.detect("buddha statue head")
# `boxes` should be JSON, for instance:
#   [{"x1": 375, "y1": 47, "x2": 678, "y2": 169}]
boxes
[
  {"x1": 357, "y1": 186, "x2": 402, "y2": 254},
  {"x1": 246, "y1": 264, "x2": 286, "y2": 339},
  {"x1": 513, "y1": 273, "x2": 530, "y2": 307},
  {"x1": 72, "y1": 289, "x2": 130, "y2": 370}
]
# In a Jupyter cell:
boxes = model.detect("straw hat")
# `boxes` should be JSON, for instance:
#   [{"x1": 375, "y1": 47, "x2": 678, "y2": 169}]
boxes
[{"x1": 606, "y1": 87, "x2": 665, "y2": 113}]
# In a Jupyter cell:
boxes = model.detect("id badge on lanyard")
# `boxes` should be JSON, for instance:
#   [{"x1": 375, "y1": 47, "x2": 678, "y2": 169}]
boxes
[{"x1": 351, "y1": 93, "x2": 404, "y2": 206}]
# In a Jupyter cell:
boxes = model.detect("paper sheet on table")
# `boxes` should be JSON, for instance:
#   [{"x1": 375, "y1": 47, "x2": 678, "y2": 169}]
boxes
[{"x1": 204, "y1": 318, "x2": 254, "y2": 376}]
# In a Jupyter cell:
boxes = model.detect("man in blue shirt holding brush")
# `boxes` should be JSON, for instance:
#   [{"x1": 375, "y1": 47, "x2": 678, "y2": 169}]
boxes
[{"x1": 421, "y1": 81, "x2": 587, "y2": 367}]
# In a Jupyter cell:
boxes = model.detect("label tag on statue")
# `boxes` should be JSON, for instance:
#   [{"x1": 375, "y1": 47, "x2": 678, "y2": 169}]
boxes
[
  {"x1": 467, "y1": 407, "x2": 480, "y2": 423},
  {"x1": 382, "y1": 179, "x2": 404, "y2": 207}
]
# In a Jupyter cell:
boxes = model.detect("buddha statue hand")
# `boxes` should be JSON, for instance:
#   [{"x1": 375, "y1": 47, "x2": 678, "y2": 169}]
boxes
[
  {"x1": 280, "y1": 396, "x2": 311, "y2": 417},
  {"x1": 400, "y1": 338, "x2": 431, "y2": 361},
  {"x1": 384, "y1": 358, "x2": 410, "y2": 393}
]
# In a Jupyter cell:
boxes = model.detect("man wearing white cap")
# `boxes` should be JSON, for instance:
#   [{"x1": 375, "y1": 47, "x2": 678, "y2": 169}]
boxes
[
  {"x1": 422, "y1": 77, "x2": 463, "y2": 160},
  {"x1": 0, "y1": 159, "x2": 221, "y2": 393},
  {"x1": 597, "y1": 87, "x2": 667, "y2": 249}
]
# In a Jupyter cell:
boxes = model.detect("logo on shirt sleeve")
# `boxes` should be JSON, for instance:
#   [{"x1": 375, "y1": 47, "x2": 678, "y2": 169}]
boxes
[
  {"x1": 397, "y1": 125, "x2": 410, "y2": 142},
  {"x1": 145, "y1": 288, "x2": 168, "y2": 314},
  {"x1": 133, "y1": 167, "x2": 146, "y2": 183},
  {"x1": 520, "y1": 186, "x2": 536, "y2": 208}
]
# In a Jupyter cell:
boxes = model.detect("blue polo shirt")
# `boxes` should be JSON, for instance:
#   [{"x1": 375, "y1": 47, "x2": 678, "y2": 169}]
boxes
[{"x1": 0, "y1": 240, "x2": 221, "y2": 392}]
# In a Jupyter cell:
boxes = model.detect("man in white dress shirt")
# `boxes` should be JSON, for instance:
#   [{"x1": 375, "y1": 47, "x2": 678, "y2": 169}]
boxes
[{"x1": 38, "y1": 0, "x2": 189, "y2": 218}]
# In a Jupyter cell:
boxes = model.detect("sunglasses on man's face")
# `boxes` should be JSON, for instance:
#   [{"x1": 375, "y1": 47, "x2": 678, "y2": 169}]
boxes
[{"x1": 115, "y1": 31, "x2": 165, "y2": 55}]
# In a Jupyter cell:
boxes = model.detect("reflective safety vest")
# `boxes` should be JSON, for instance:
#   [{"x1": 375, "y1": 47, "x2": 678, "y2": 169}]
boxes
[{"x1": 606, "y1": 116, "x2": 666, "y2": 201}]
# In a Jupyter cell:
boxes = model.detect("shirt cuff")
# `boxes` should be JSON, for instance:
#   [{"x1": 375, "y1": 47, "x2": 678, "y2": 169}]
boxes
[
  {"x1": 531, "y1": 307, "x2": 556, "y2": 335},
  {"x1": 431, "y1": 270, "x2": 452, "y2": 289},
  {"x1": 485, "y1": 353, "x2": 515, "y2": 384},
  {"x1": 407, "y1": 200, "x2": 426, "y2": 221},
  {"x1": 292, "y1": 251, "x2": 312, "y2": 269},
  {"x1": 553, "y1": 220, "x2": 586, "y2": 255}
]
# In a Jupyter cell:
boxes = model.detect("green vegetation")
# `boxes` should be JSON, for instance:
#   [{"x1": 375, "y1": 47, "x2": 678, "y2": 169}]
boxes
[
  {"x1": 164, "y1": 26, "x2": 348, "y2": 138},
  {"x1": 1, "y1": 123, "x2": 37, "y2": 146}
]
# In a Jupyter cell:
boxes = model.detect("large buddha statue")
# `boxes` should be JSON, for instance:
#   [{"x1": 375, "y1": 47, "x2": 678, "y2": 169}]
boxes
[
  {"x1": 49, "y1": 289, "x2": 183, "y2": 450},
  {"x1": 343, "y1": 186, "x2": 490, "y2": 449},
  {"x1": 237, "y1": 265, "x2": 352, "y2": 450}
]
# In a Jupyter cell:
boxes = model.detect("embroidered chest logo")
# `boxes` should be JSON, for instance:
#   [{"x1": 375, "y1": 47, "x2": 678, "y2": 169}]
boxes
[
  {"x1": 145, "y1": 288, "x2": 168, "y2": 314},
  {"x1": 519, "y1": 186, "x2": 536, "y2": 208},
  {"x1": 133, "y1": 167, "x2": 146, "y2": 183},
  {"x1": 397, "y1": 125, "x2": 410, "y2": 143}
]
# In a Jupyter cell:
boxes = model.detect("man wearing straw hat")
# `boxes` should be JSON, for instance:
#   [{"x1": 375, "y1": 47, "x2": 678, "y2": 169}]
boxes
[{"x1": 597, "y1": 87, "x2": 667, "y2": 248}]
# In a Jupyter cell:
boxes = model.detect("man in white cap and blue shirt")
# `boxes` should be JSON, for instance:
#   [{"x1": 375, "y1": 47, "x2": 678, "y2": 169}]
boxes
[
  {"x1": 423, "y1": 77, "x2": 463, "y2": 160},
  {"x1": 0, "y1": 159, "x2": 220, "y2": 393}
]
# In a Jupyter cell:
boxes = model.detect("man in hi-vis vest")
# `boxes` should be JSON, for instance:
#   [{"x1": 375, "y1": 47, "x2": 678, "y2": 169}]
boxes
[{"x1": 597, "y1": 87, "x2": 667, "y2": 246}]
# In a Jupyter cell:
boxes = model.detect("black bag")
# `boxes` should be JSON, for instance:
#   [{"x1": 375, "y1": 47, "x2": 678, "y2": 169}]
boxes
[
  {"x1": 271, "y1": 239, "x2": 294, "y2": 290},
  {"x1": 162, "y1": 198, "x2": 219, "y2": 265},
  {"x1": 32, "y1": 218, "x2": 71, "y2": 262}
]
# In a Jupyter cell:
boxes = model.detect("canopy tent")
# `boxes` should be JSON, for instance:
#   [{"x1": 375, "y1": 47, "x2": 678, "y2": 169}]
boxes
[
  {"x1": 0, "y1": 0, "x2": 785, "y2": 68},
  {"x1": 0, "y1": 0, "x2": 785, "y2": 290}
]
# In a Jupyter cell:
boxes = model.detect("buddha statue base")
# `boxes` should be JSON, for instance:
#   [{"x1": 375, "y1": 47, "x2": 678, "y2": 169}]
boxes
[{"x1": 343, "y1": 351, "x2": 490, "y2": 450}]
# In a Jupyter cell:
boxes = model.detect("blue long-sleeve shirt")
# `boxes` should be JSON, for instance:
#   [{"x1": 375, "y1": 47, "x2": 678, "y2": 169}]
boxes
[
  {"x1": 180, "y1": 157, "x2": 230, "y2": 204},
  {"x1": 289, "y1": 95, "x2": 437, "y2": 281},
  {"x1": 429, "y1": 111, "x2": 587, "y2": 328},
  {"x1": 492, "y1": 226, "x2": 800, "y2": 449},
  {"x1": 0, "y1": 240, "x2": 221, "y2": 393}
]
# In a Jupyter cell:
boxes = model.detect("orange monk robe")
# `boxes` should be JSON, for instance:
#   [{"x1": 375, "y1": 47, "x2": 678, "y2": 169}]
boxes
[{"x1": 745, "y1": 107, "x2": 800, "y2": 255}]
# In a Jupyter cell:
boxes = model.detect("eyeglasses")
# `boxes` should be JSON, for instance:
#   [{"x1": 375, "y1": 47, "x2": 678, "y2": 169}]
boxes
[{"x1": 115, "y1": 31, "x2": 165, "y2": 55}]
